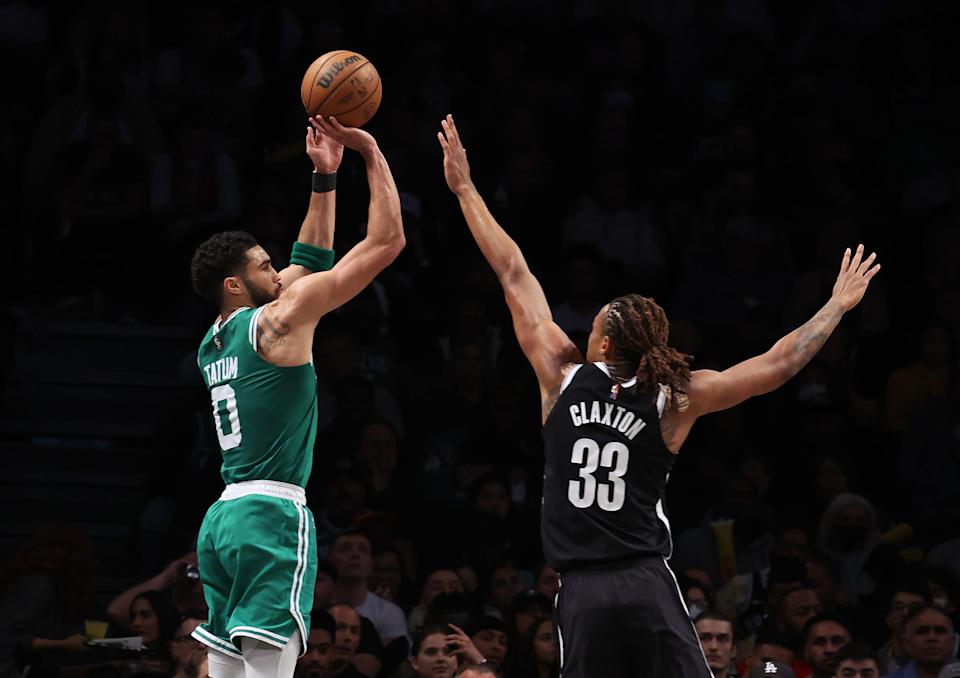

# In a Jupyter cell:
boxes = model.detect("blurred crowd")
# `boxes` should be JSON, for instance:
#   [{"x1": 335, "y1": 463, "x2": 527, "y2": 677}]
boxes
[{"x1": 2, "y1": 1, "x2": 959, "y2": 677}]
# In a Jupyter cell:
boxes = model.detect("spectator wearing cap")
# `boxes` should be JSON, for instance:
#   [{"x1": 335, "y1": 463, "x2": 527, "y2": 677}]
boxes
[
  {"x1": 803, "y1": 614, "x2": 853, "y2": 678},
  {"x1": 469, "y1": 616, "x2": 509, "y2": 672},
  {"x1": 748, "y1": 660, "x2": 796, "y2": 678},
  {"x1": 887, "y1": 604, "x2": 957, "y2": 678},
  {"x1": 695, "y1": 608, "x2": 738, "y2": 678},
  {"x1": 508, "y1": 590, "x2": 553, "y2": 639},
  {"x1": 831, "y1": 641, "x2": 880, "y2": 678},
  {"x1": 740, "y1": 625, "x2": 796, "y2": 676}
]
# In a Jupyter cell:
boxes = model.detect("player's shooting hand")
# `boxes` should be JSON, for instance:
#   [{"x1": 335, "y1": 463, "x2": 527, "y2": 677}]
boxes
[
  {"x1": 437, "y1": 114, "x2": 474, "y2": 195},
  {"x1": 307, "y1": 116, "x2": 345, "y2": 174},
  {"x1": 446, "y1": 624, "x2": 485, "y2": 665},
  {"x1": 313, "y1": 116, "x2": 377, "y2": 157},
  {"x1": 831, "y1": 243, "x2": 881, "y2": 312}
]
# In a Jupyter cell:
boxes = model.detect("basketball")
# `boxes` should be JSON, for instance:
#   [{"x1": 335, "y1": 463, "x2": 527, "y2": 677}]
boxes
[{"x1": 301, "y1": 50, "x2": 382, "y2": 128}]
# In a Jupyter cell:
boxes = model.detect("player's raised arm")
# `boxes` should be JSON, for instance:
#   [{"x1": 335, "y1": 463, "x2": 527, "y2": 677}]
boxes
[
  {"x1": 685, "y1": 244, "x2": 880, "y2": 418},
  {"x1": 277, "y1": 117, "x2": 404, "y2": 327},
  {"x1": 277, "y1": 116, "x2": 345, "y2": 289},
  {"x1": 438, "y1": 114, "x2": 580, "y2": 415}
]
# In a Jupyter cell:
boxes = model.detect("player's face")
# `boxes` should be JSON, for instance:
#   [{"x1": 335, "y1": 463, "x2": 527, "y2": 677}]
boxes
[
  {"x1": 836, "y1": 659, "x2": 880, "y2": 677},
  {"x1": 298, "y1": 628, "x2": 334, "y2": 678},
  {"x1": 410, "y1": 633, "x2": 457, "y2": 678},
  {"x1": 585, "y1": 305, "x2": 609, "y2": 362},
  {"x1": 696, "y1": 619, "x2": 735, "y2": 672},
  {"x1": 804, "y1": 621, "x2": 850, "y2": 673},
  {"x1": 241, "y1": 246, "x2": 282, "y2": 306}
]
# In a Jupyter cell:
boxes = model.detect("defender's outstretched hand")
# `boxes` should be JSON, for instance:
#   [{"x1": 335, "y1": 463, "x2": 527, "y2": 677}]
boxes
[
  {"x1": 313, "y1": 115, "x2": 377, "y2": 156},
  {"x1": 307, "y1": 115, "x2": 344, "y2": 173},
  {"x1": 832, "y1": 244, "x2": 881, "y2": 312},
  {"x1": 437, "y1": 114, "x2": 474, "y2": 195}
]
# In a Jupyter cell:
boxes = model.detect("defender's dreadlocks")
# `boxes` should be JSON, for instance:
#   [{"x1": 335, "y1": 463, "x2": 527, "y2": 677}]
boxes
[{"x1": 604, "y1": 294, "x2": 693, "y2": 411}]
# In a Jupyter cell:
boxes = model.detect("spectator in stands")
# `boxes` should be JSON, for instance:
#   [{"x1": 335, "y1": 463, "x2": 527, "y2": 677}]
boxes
[
  {"x1": 315, "y1": 561, "x2": 383, "y2": 678},
  {"x1": 776, "y1": 587, "x2": 824, "y2": 651},
  {"x1": 408, "y1": 624, "x2": 457, "y2": 678},
  {"x1": 0, "y1": 524, "x2": 95, "y2": 675},
  {"x1": 408, "y1": 568, "x2": 464, "y2": 636},
  {"x1": 469, "y1": 616, "x2": 509, "y2": 673},
  {"x1": 878, "y1": 583, "x2": 928, "y2": 674},
  {"x1": 803, "y1": 614, "x2": 852, "y2": 678},
  {"x1": 508, "y1": 615, "x2": 558, "y2": 678},
  {"x1": 482, "y1": 563, "x2": 524, "y2": 619},
  {"x1": 695, "y1": 609, "x2": 737, "y2": 678},
  {"x1": 312, "y1": 464, "x2": 371, "y2": 558},
  {"x1": 296, "y1": 609, "x2": 336, "y2": 678},
  {"x1": 170, "y1": 616, "x2": 208, "y2": 678},
  {"x1": 816, "y1": 493, "x2": 905, "y2": 605},
  {"x1": 508, "y1": 591, "x2": 553, "y2": 640},
  {"x1": 106, "y1": 551, "x2": 206, "y2": 631},
  {"x1": 328, "y1": 603, "x2": 372, "y2": 678},
  {"x1": 327, "y1": 532, "x2": 409, "y2": 647},
  {"x1": 887, "y1": 604, "x2": 957, "y2": 678},
  {"x1": 534, "y1": 563, "x2": 560, "y2": 602},
  {"x1": 832, "y1": 641, "x2": 881, "y2": 678},
  {"x1": 129, "y1": 590, "x2": 179, "y2": 653},
  {"x1": 355, "y1": 420, "x2": 405, "y2": 514},
  {"x1": 740, "y1": 625, "x2": 796, "y2": 676},
  {"x1": 369, "y1": 543, "x2": 414, "y2": 610}
]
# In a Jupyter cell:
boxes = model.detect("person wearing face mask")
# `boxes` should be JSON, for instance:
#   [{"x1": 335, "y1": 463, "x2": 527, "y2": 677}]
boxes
[{"x1": 815, "y1": 493, "x2": 907, "y2": 608}]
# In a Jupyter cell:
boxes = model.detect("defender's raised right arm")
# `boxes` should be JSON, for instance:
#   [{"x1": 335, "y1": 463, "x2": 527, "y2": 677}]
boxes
[{"x1": 438, "y1": 114, "x2": 580, "y2": 416}]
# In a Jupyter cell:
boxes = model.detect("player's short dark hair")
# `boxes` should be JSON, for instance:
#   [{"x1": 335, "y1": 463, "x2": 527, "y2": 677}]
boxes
[
  {"x1": 803, "y1": 613, "x2": 852, "y2": 642},
  {"x1": 310, "y1": 608, "x2": 336, "y2": 636},
  {"x1": 833, "y1": 641, "x2": 879, "y2": 668},
  {"x1": 190, "y1": 230, "x2": 259, "y2": 304}
]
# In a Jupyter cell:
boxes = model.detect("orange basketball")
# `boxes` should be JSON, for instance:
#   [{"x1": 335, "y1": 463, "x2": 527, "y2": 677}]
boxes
[{"x1": 301, "y1": 50, "x2": 382, "y2": 128}]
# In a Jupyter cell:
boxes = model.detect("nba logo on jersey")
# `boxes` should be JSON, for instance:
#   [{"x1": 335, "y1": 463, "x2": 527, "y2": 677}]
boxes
[{"x1": 214, "y1": 334, "x2": 223, "y2": 351}]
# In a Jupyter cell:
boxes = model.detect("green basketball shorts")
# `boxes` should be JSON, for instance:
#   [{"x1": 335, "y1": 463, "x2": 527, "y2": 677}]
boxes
[{"x1": 191, "y1": 481, "x2": 316, "y2": 657}]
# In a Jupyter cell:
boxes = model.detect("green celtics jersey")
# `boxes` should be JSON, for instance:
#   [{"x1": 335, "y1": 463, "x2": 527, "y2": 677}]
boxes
[{"x1": 197, "y1": 307, "x2": 318, "y2": 487}]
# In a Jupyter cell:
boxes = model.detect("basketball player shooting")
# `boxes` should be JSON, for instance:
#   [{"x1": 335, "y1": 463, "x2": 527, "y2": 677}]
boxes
[
  {"x1": 188, "y1": 115, "x2": 403, "y2": 678},
  {"x1": 437, "y1": 113, "x2": 879, "y2": 678}
]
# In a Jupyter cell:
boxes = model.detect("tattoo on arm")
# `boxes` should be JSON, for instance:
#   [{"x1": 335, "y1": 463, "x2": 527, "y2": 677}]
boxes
[
  {"x1": 257, "y1": 309, "x2": 291, "y2": 351},
  {"x1": 790, "y1": 305, "x2": 841, "y2": 375}
]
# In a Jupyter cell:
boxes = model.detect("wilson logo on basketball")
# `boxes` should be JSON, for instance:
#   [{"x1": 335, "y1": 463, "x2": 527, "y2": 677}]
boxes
[{"x1": 316, "y1": 55, "x2": 363, "y2": 88}]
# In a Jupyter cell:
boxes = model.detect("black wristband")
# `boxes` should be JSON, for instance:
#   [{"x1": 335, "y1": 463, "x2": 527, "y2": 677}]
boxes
[{"x1": 312, "y1": 171, "x2": 337, "y2": 193}]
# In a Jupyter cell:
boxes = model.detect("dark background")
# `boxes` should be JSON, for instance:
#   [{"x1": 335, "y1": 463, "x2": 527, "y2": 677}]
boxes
[{"x1": 1, "y1": 0, "x2": 958, "y2": 643}]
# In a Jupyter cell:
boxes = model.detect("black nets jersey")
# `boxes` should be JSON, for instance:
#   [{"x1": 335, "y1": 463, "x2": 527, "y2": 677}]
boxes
[{"x1": 541, "y1": 362, "x2": 677, "y2": 572}]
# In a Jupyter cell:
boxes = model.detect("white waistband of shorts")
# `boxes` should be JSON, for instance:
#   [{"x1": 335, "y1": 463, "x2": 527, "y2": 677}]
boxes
[{"x1": 220, "y1": 480, "x2": 306, "y2": 505}]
